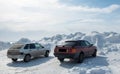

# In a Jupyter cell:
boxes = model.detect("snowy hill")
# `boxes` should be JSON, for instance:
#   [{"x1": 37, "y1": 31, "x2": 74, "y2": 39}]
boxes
[
  {"x1": 39, "y1": 31, "x2": 120, "y2": 52},
  {"x1": 0, "y1": 31, "x2": 120, "y2": 74},
  {"x1": 0, "y1": 38, "x2": 31, "y2": 51},
  {"x1": 1, "y1": 31, "x2": 120, "y2": 51},
  {"x1": 0, "y1": 41, "x2": 11, "y2": 50},
  {"x1": 16, "y1": 38, "x2": 31, "y2": 44}
]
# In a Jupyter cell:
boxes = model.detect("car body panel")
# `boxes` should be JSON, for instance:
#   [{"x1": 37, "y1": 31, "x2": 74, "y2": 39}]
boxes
[
  {"x1": 54, "y1": 40, "x2": 97, "y2": 60},
  {"x1": 7, "y1": 43, "x2": 50, "y2": 60}
]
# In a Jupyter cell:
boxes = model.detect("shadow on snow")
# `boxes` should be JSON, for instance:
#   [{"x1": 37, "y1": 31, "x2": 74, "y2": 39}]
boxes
[
  {"x1": 60, "y1": 55, "x2": 109, "y2": 69},
  {"x1": 7, "y1": 56, "x2": 54, "y2": 67}
]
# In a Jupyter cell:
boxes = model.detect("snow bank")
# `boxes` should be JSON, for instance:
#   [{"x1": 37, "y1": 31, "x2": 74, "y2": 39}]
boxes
[
  {"x1": 16, "y1": 38, "x2": 31, "y2": 44},
  {"x1": 1, "y1": 31, "x2": 120, "y2": 52},
  {"x1": 0, "y1": 41, "x2": 11, "y2": 50}
]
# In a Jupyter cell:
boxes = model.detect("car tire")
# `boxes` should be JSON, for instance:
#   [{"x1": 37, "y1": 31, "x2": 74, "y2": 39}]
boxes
[
  {"x1": 12, "y1": 58, "x2": 17, "y2": 62},
  {"x1": 92, "y1": 49, "x2": 97, "y2": 57},
  {"x1": 24, "y1": 54, "x2": 31, "y2": 62},
  {"x1": 44, "y1": 51, "x2": 49, "y2": 57},
  {"x1": 77, "y1": 53, "x2": 84, "y2": 63},
  {"x1": 58, "y1": 58, "x2": 64, "y2": 62}
]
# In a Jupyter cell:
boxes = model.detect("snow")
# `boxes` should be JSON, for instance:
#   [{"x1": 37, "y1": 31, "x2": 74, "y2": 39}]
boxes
[
  {"x1": 0, "y1": 38, "x2": 31, "y2": 51},
  {"x1": 67, "y1": 55, "x2": 112, "y2": 74},
  {"x1": 16, "y1": 38, "x2": 31, "y2": 44},
  {"x1": 0, "y1": 41, "x2": 11, "y2": 50},
  {"x1": 0, "y1": 50, "x2": 70, "y2": 74},
  {"x1": 0, "y1": 31, "x2": 120, "y2": 74},
  {"x1": 39, "y1": 31, "x2": 120, "y2": 49},
  {"x1": 0, "y1": 49, "x2": 120, "y2": 74}
]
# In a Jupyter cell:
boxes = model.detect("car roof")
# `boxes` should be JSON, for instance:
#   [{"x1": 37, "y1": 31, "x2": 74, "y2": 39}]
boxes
[
  {"x1": 25, "y1": 42, "x2": 41, "y2": 45},
  {"x1": 14, "y1": 42, "x2": 40, "y2": 45},
  {"x1": 65, "y1": 40, "x2": 87, "y2": 42},
  {"x1": 12, "y1": 43, "x2": 24, "y2": 46}
]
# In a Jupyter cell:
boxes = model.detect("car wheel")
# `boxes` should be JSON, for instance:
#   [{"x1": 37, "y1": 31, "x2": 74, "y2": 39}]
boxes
[
  {"x1": 58, "y1": 58, "x2": 64, "y2": 62},
  {"x1": 77, "y1": 53, "x2": 84, "y2": 63},
  {"x1": 12, "y1": 58, "x2": 17, "y2": 62},
  {"x1": 24, "y1": 54, "x2": 31, "y2": 62},
  {"x1": 44, "y1": 51, "x2": 49, "y2": 57},
  {"x1": 92, "y1": 49, "x2": 97, "y2": 57}
]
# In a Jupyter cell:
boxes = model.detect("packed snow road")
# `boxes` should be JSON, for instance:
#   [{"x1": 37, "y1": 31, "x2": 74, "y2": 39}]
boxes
[{"x1": 0, "y1": 49, "x2": 120, "y2": 74}]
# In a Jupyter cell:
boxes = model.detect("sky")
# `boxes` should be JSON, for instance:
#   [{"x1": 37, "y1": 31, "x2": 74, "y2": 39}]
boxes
[{"x1": 0, "y1": 0, "x2": 120, "y2": 41}]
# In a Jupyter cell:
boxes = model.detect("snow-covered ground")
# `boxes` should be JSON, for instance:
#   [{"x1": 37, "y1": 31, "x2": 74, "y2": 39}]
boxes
[
  {"x1": 67, "y1": 52, "x2": 120, "y2": 74},
  {"x1": 0, "y1": 49, "x2": 120, "y2": 74},
  {"x1": 0, "y1": 31, "x2": 120, "y2": 74},
  {"x1": 0, "y1": 49, "x2": 76, "y2": 74}
]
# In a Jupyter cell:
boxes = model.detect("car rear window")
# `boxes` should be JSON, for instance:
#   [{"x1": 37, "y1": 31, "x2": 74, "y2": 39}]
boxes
[
  {"x1": 63, "y1": 41, "x2": 77, "y2": 46},
  {"x1": 10, "y1": 44, "x2": 24, "y2": 50}
]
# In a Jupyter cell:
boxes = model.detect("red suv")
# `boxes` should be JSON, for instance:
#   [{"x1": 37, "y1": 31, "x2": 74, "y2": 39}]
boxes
[{"x1": 54, "y1": 40, "x2": 97, "y2": 63}]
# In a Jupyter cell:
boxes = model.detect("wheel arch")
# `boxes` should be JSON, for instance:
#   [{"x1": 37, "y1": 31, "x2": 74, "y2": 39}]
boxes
[
  {"x1": 25, "y1": 54, "x2": 31, "y2": 57},
  {"x1": 46, "y1": 50, "x2": 50, "y2": 52},
  {"x1": 79, "y1": 51, "x2": 85, "y2": 58},
  {"x1": 74, "y1": 51, "x2": 85, "y2": 59}
]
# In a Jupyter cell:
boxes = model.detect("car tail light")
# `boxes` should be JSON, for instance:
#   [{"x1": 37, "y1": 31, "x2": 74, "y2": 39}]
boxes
[
  {"x1": 54, "y1": 49, "x2": 56, "y2": 52},
  {"x1": 71, "y1": 49, "x2": 76, "y2": 53},
  {"x1": 68, "y1": 48, "x2": 76, "y2": 53},
  {"x1": 54, "y1": 47, "x2": 58, "y2": 52}
]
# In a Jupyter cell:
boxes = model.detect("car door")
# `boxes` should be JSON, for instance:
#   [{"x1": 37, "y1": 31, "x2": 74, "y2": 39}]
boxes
[
  {"x1": 35, "y1": 43, "x2": 45, "y2": 56},
  {"x1": 39, "y1": 44, "x2": 46, "y2": 55},
  {"x1": 85, "y1": 41, "x2": 93, "y2": 55},
  {"x1": 23, "y1": 44, "x2": 30, "y2": 54},
  {"x1": 29, "y1": 43, "x2": 38, "y2": 57},
  {"x1": 80, "y1": 41, "x2": 89, "y2": 56}
]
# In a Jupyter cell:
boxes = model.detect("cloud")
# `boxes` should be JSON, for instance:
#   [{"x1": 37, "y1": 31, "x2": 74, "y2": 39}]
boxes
[
  {"x1": 0, "y1": 0, "x2": 120, "y2": 33},
  {"x1": 66, "y1": 4, "x2": 120, "y2": 13}
]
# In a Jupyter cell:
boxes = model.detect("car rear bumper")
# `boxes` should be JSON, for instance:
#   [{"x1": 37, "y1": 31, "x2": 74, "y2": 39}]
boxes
[
  {"x1": 54, "y1": 53, "x2": 78, "y2": 59},
  {"x1": 7, "y1": 54, "x2": 25, "y2": 59}
]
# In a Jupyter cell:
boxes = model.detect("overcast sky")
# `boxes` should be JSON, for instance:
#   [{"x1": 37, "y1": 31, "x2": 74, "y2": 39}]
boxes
[{"x1": 0, "y1": 0, "x2": 120, "y2": 41}]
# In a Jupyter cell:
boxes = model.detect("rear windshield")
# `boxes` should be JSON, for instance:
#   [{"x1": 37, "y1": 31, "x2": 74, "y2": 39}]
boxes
[
  {"x1": 63, "y1": 41, "x2": 77, "y2": 46},
  {"x1": 9, "y1": 44, "x2": 24, "y2": 49}
]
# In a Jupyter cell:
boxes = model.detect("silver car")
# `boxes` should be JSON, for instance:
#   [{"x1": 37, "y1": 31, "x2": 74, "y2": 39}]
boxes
[{"x1": 7, "y1": 43, "x2": 50, "y2": 62}]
